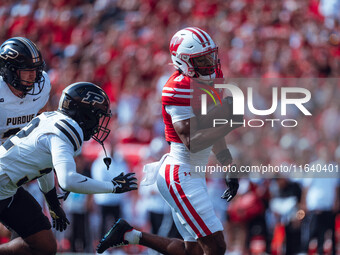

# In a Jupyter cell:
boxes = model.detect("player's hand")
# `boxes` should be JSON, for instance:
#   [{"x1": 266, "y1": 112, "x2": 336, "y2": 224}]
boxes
[
  {"x1": 221, "y1": 171, "x2": 239, "y2": 202},
  {"x1": 43, "y1": 187, "x2": 70, "y2": 232},
  {"x1": 49, "y1": 206, "x2": 70, "y2": 232},
  {"x1": 112, "y1": 172, "x2": 138, "y2": 193}
]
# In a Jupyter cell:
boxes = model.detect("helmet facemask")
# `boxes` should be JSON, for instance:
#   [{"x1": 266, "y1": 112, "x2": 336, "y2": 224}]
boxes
[
  {"x1": 9, "y1": 64, "x2": 45, "y2": 96},
  {"x1": 188, "y1": 48, "x2": 219, "y2": 80},
  {"x1": 92, "y1": 111, "x2": 111, "y2": 144},
  {"x1": 74, "y1": 106, "x2": 111, "y2": 142}
]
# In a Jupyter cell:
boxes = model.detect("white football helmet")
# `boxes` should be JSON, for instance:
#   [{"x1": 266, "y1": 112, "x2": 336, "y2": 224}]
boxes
[{"x1": 169, "y1": 27, "x2": 220, "y2": 81}]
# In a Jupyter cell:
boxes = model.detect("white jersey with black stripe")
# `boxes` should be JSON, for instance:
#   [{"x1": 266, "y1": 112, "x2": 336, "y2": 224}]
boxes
[
  {"x1": 0, "y1": 111, "x2": 115, "y2": 200},
  {"x1": 0, "y1": 71, "x2": 51, "y2": 144},
  {"x1": 0, "y1": 111, "x2": 83, "y2": 189}
]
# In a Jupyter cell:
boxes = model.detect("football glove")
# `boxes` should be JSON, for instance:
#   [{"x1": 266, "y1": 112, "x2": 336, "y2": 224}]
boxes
[
  {"x1": 112, "y1": 172, "x2": 138, "y2": 193},
  {"x1": 49, "y1": 205, "x2": 70, "y2": 232},
  {"x1": 221, "y1": 168, "x2": 239, "y2": 202},
  {"x1": 43, "y1": 187, "x2": 70, "y2": 232}
]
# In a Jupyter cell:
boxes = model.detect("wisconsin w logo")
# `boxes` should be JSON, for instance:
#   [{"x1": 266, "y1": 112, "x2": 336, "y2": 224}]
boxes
[
  {"x1": 81, "y1": 91, "x2": 105, "y2": 105},
  {"x1": 0, "y1": 46, "x2": 19, "y2": 60}
]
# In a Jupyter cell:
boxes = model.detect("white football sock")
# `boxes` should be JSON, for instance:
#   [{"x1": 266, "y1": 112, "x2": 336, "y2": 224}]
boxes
[{"x1": 124, "y1": 229, "x2": 142, "y2": 244}]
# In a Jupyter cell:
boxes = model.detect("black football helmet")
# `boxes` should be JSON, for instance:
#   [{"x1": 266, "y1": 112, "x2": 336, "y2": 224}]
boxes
[
  {"x1": 0, "y1": 37, "x2": 45, "y2": 96},
  {"x1": 58, "y1": 82, "x2": 111, "y2": 142}
]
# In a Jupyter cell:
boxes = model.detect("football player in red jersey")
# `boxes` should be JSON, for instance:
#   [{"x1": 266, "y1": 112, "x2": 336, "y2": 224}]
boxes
[{"x1": 97, "y1": 27, "x2": 241, "y2": 255}]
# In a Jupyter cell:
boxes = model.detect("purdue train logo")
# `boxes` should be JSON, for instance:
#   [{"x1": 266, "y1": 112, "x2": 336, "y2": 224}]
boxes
[
  {"x1": 81, "y1": 91, "x2": 105, "y2": 105},
  {"x1": 0, "y1": 46, "x2": 19, "y2": 60}
]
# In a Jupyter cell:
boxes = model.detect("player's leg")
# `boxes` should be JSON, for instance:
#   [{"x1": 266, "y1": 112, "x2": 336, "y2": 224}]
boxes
[
  {"x1": 168, "y1": 197, "x2": 225, "y2": 255},
  {"x1": 96, "y1": 214, "x2": 223, "y2": 255},
  {"x1": 96, "y1": 218, "x2": 202, "y2": 255},
  {"x1": 0, "y1": 236, "x2": 32, "y2": 254},
  {"x1": 137, "y1": 208, "x2": 202, "y2": 255},
  {"x1": 25, "y1": 230, "x2": 56, "y2": 254},
  {"x1": 140, "y1": 232, "x2": 191, "y2": 255},
  {"x1": 140, "y1": 161, "x2": 225, "y2": 255},
  {"x1": 0, "y1": 229, "x2": 56, "y2": 255},
  {"x1": 97, "y1": 160, "x2": 224, "y2": 255},
  {"x1": 0, "y1": 187, "x2": 56, "y2": 254},
  {"x1": 97, "y1": 159, "x2": 204, "y2": 255},
  {"x1": 161, "y1": 163, "x2": 226, "y2": 255},
  {"x1": 140, "y1": 233, "x2": 204, "y2": 255},
  {"x1": 197, "y1": 231, "x2": 226, "y2": 255},
  {"x1": 168, "y1": 207, "x2": 203, "y2": 255}
]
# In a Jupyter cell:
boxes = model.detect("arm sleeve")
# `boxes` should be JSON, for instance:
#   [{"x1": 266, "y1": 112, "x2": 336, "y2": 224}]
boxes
[
  {"x1": 37, "y1": 171, "x2": 55, "y2": 193},
  {"x1": 49, "y1": 135, "x2": 114, "y2": 194},
  {"x1": 165, "y1": 105, "x2": 195, "y2": 123}
]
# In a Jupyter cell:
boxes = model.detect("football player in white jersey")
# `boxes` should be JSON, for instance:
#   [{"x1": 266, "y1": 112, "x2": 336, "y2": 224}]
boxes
[
  {"x1": 0, "y1": 37, "x2": 53, "y2": 243},
  {"x1": 0, "y1": 37, "x2": 51, "y2": 144},
  {"x1": 0, "y1": 82, "x2": 138, "y2": 254},
  {"x1": 97, "y1": 27, "x2": 241, "y2": 255}
]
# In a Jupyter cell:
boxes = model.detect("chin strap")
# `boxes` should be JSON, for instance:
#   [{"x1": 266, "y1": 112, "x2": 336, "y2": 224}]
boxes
[{"x1": 100, "y1": 142, "x2": 112, "y2": 170}]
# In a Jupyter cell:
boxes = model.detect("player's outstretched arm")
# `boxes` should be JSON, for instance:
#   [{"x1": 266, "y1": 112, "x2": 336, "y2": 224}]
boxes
[
  {"x1": 54, "y1": 158, "x2": 138, "y2": 194},
  {"x1": 50, "y1": 134, "x2": 138, "y2": 194}
]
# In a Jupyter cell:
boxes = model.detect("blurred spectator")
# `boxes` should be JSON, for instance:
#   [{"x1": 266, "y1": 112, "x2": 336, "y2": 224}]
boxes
[
  {"x1": 300, "y1": 146, "x2": 339, "y2": 254},
  {"x1": 319, "y1": 0, "x2": 340, "y2": 23},
  {"x1": 269, "y1": 177, "x2": 302, "y2": 254},
  {"x1": 91, "y1": 141, "x2": 128, "y2": 238},
  {"x1": 226, "y1": 178, "x2": 268, "y2": 254}
]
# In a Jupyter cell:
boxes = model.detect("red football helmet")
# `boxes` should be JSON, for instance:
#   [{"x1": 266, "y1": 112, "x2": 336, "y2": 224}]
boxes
[{"x1": 169, "y1": 27, "x2": 220, "y2": 81}]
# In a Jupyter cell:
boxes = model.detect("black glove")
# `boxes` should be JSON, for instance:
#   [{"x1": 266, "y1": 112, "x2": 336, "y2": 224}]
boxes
[
  {"x1": 49, "y1": 206, "x2": 70, "y2": 232},
  {"x1": 112, "y1": 172, "x2": 138, "y2": 193},
  {"x1": 43, "y1": 187, "x2": 70, "y2": 232},
  {"x1": 221, "y1": 171, "x2": 239, "y2": 202}
]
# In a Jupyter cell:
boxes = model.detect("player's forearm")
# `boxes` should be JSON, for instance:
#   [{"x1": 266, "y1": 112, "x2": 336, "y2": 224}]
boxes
[
  {"x1": 189, "y1": 125, "x2": 236, "y2": 153},
  {"x1": 175, "y1": 117, "x2": 236, "y2": 153},
  {"x1": 58, "y1": 171, "x2": 113, "y2": 194},
  {"x1": 54, "y1": 162, "x2": 113, "y2": 194},
  {"x1": 212, "y1": 139, "x2": 227, "y2": 156}
]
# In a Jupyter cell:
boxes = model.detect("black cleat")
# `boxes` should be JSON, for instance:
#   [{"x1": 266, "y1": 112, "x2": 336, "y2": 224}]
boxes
[{"x1": 96, "y1": 218, "x2": 133, "y2": 254}]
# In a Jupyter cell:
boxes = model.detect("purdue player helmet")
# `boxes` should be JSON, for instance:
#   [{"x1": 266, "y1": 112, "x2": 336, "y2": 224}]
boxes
[
  {"x1": 58, "y1": 82, "x2": 111, "y2": 142},
  {"x1": 0, "y1": 37, "x2": 45, "y2": 96}
]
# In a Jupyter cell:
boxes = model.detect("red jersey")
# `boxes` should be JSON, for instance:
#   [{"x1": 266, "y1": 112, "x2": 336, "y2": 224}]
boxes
[{"x1": 161, "y1": 71, "x2": 224, "y2": 143}]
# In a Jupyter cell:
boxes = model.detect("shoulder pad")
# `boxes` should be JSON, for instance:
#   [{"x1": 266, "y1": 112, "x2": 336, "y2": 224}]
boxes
[
  {"x1": 53, "y1": 115, "x2": 83, "y2": 152},
  {"x1": 162, "y1": 72, "x2": 192, "y2": 106}
]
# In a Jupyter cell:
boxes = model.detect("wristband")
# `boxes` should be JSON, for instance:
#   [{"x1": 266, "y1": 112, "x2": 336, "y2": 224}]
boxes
[{"x1": 42, "y1": 187, "x2": 60, "y2": 209}]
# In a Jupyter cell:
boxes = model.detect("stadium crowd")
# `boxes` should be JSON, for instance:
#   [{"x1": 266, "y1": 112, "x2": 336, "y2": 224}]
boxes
[{"x1": 0, "y1": 0, "x2": 339, "y2": 254}]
